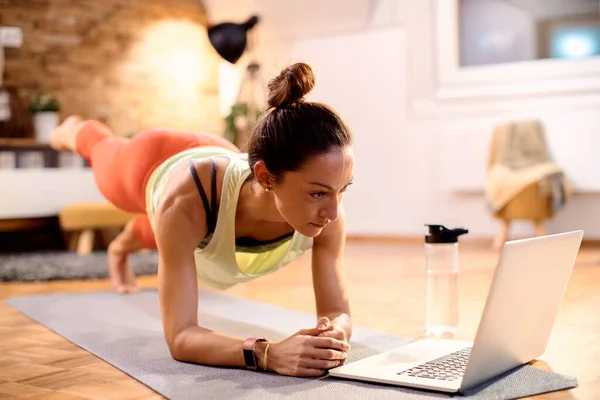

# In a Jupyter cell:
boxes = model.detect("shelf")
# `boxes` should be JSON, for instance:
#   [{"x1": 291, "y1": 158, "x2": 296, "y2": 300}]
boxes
[
  {"x1": 0, "y1": 138, "x2": 52, "y2": 149},
  {"x1": 0, "y1": 139, "x2": 62, "y2": 168}
]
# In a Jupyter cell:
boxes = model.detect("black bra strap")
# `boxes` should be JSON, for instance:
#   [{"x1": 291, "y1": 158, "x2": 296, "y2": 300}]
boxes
[
  {"x1": 211, "y1": 158, "x2": 217, "y2": 227},
  {"x1": 189, "y1": 159, "x2": 217, "y2": 235}
]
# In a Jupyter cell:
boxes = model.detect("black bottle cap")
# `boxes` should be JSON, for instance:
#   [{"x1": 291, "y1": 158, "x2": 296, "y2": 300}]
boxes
[{"x1": 425, "y1": 224, "x2": 469, "y2": 244}]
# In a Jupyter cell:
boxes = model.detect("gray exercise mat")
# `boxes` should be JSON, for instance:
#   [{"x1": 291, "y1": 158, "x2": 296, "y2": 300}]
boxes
[{"x1": 6, "y1": 289, "x2": 577, "y2": 399}]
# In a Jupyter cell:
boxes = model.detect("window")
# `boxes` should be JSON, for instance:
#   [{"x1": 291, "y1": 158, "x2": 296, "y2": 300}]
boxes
[{"x1": 459, "y1": 0, "x2": 600, "y2": 67}]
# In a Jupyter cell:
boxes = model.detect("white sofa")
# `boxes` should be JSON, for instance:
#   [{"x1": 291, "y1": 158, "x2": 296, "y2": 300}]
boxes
[{"x1": 0, "y1": 168, "x2": 105, "y2": 219}]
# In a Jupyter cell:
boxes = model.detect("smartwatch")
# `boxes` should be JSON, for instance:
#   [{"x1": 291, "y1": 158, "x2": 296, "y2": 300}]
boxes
[{"x1": 243, "y1": 337, "x2": 267, "y2": 370}]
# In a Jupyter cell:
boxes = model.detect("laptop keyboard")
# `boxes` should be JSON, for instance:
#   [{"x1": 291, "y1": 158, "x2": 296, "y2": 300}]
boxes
[{"x1": 397, "y1": 347, "x2": 471, "y2": 381}]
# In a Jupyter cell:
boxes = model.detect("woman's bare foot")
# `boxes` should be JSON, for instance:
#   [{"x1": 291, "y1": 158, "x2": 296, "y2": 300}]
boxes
[
  {"x1": 107, "y1": 220, "x2": 143, "y2": 294},
  {"x1": 108, "y1": 245, "x2": 139, "y2": 294},
  {"x1": 50, "y1": 115, "x2": 84, "y2": 152}
]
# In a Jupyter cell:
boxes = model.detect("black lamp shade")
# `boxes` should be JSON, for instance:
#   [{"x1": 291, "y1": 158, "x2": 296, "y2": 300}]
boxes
[{"x1": 208, "y1": 15, "x2": 259, "y2": 64}]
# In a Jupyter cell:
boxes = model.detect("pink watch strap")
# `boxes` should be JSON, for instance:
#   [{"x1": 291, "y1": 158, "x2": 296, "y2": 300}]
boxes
[{"x1": 243, "y1": 337, "x2": 266, "y2": 370}]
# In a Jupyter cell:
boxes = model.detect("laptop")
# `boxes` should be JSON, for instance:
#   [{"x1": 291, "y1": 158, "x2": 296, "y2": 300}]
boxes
[{"x1": 328, "y1": 230, "x2": 584, "y2": 393}]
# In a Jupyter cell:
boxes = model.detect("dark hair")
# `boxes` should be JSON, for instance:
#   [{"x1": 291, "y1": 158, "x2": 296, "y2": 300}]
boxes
[{"x1": 247, "y1": 62, "x2": 353, "y2": 182}]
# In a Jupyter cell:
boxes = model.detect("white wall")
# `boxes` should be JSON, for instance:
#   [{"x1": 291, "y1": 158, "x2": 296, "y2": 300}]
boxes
[
  {"x1": 292, "y1": 28, "x2": 425, "y2": 236},
  {"x1": 203, "y1": 0, "x2": 600, "y2": 239}
]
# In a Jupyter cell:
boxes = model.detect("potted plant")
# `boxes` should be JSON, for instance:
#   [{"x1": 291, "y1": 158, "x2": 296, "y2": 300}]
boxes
[
  {"x1": 223, "y1": 102, "x2": 264, "y2": 150},
  {"x1": 29, "y1": 93, "x2": 60, "y2": 143}
]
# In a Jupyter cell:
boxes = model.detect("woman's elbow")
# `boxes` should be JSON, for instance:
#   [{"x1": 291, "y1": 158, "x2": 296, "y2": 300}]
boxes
[{"x1": 166, "y1": 328, "x2": 191, "y2": 362}]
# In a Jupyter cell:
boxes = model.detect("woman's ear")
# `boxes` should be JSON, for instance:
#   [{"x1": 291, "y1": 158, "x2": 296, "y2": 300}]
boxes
[{"x1": 253, "y1": 161, "x2": 273, "y2": 189}]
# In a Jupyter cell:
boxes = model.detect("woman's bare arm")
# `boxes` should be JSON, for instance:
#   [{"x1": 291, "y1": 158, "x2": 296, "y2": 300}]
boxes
[
  {"x1": 311, "y1": 205, "x2": 352, "y2": 341},
  {"x1": 154, "y1": 160, "x2": 249, "y2": 368}
]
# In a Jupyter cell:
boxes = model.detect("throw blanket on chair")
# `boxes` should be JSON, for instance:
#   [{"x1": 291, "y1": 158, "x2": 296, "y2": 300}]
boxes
[{"x1": 484, "y1": 120, "x2": 572, "y2": 213}]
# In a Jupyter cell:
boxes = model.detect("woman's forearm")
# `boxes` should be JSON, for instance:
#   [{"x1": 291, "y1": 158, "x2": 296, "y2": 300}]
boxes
[
  {"x1": 169, "y1": 325, "x2": 273, "y2": 371},
  {"x1": 169, "y1": 325, "x2": 248, "y2": 367}
]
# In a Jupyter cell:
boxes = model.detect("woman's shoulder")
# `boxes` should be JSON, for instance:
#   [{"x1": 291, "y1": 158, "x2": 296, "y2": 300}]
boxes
[{"x1": 163, "y1": 156, "x2": 231, "y2": 205}]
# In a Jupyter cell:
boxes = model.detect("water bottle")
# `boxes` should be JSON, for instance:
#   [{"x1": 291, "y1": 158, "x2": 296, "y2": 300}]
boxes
[{"x1": 424, "y1": 224, "x2": 468, "y2": 337}]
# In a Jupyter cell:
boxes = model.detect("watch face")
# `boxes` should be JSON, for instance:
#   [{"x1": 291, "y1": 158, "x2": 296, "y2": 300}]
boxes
[
  {"x1": 243, "y1": 348, "x2": 256, "y2": 368},
  {"x1": 243, "y1": 337, "x2": 266, "y2": 369}
]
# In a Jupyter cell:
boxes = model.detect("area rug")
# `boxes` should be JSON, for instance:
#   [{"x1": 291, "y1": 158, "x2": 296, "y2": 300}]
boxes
[
  {"x1": 0, "y1": 251, "x2": 158, "y2": 281},
  {"x1": 5, "y1": 290, "x2": 577, "y2": 399}
]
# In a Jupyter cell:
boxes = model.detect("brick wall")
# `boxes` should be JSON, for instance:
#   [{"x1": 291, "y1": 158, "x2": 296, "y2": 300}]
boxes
[{"x1": 0, "y1": 0, "x2": 223, "y2": 138}]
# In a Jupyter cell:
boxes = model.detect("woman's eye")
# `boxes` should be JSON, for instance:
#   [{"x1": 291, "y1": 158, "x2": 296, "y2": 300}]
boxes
[{"x1": 311, "y1": 192, "x2": 326, "y2": 199}]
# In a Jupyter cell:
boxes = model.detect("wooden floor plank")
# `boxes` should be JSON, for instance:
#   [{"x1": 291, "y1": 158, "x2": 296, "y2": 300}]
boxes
[
  {"x1": 59, "y1": 380, "x2": 160, "y2": 400},
  {"x1": 0, "y1": 382, "x2": 52, "y2": 398},
  {"x1": 0, "y1": 364, "x2": 65, "y2": 384},
  {"x1": 25, "y1": 393, "x2": 90, "y2": 400}
]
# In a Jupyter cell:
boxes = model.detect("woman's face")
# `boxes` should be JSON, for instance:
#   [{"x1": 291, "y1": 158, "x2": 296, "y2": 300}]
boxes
[{"x1": 273, "y1": 147, "x2": 354, "y2": 237}]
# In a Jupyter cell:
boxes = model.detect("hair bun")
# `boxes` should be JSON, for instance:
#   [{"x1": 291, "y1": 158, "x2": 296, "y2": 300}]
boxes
[{"x1": 267, "y1": 62, "x2": 316, "y2": 108}]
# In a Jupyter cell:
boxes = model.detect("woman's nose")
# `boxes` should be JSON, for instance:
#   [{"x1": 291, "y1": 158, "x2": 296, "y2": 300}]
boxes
[{"x1": 320, "y1": 202, "x2": 338, "y2": 222}]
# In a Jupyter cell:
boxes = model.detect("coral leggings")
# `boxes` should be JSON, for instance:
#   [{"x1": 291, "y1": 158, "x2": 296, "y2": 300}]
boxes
[{"x1": 75, "y1": 121, "x2": 239, "y2": 249}]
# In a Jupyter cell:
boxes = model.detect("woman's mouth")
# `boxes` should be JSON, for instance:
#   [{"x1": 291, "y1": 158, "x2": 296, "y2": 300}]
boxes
[{"x1": 310, "y1": 222, "x2": 327, "y2": 228}]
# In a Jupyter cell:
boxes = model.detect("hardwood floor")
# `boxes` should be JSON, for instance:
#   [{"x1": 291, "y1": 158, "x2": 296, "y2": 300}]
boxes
[{"x1": 1, "y1": 240, "x2": 599, "y2": 399}]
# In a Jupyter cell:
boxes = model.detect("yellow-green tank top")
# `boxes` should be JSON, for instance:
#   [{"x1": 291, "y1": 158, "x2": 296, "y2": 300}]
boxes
[{"x1": 145, "y1": 146, "x2": 313, "y2": 290}]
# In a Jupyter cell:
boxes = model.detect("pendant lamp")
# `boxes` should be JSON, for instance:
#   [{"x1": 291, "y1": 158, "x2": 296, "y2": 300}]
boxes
[{"x1": 208, "y1": 15, "x2": 259, "y2": 64}]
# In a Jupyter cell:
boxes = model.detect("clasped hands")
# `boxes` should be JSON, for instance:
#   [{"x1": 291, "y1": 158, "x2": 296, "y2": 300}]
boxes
[{"x1": 266, "y1": 316, "x2": 351, "y2": 377}]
